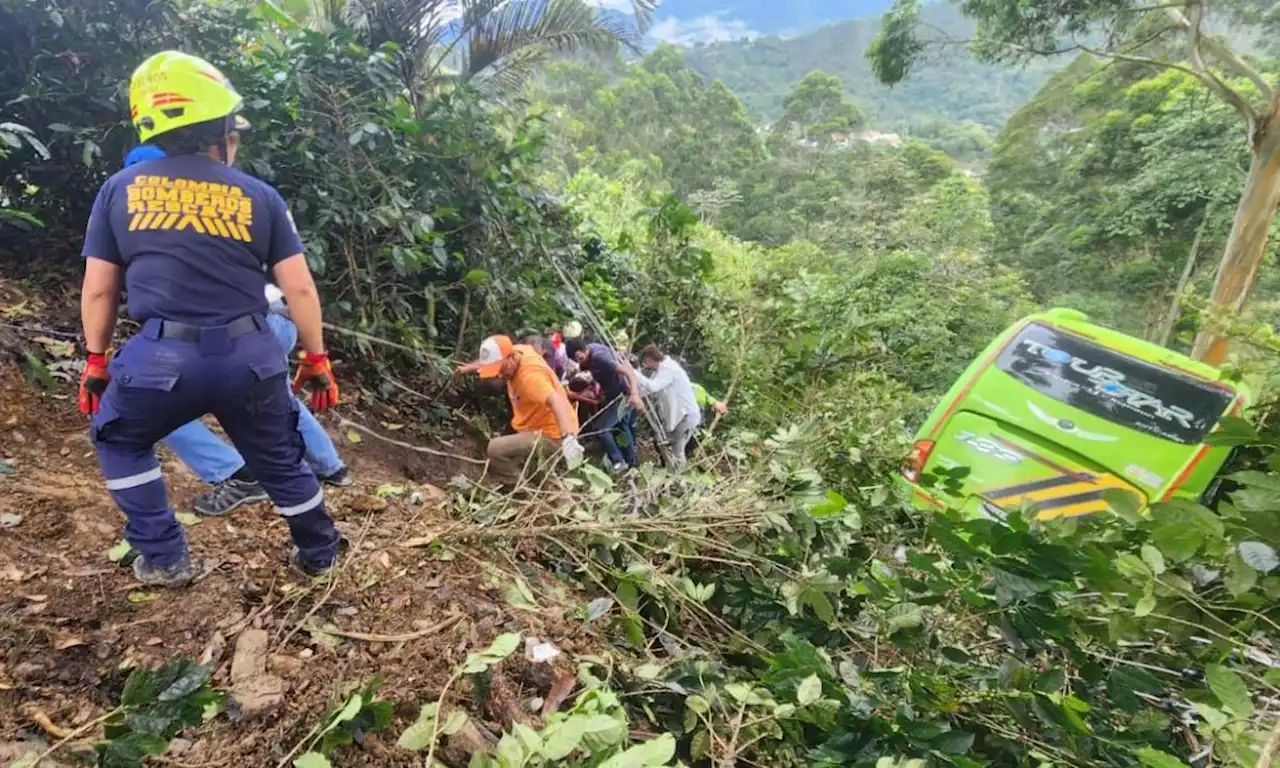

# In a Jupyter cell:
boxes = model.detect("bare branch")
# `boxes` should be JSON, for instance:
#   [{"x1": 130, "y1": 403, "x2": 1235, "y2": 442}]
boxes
[
  {"x1": 1076, "y1": 44, "x2": 1206, "y2": 81},
  {"x1": 1197, "y1": 31, "x2": 1274, "y2": 103},
  {"x1": 1169, "y1": 1, "x2": 1258, "y2": 128}
]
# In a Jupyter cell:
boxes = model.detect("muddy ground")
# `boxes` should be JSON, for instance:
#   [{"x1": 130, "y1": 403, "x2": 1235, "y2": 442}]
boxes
[{"x1": 0, "y1": 281, "x2": 609, "y2": 766}]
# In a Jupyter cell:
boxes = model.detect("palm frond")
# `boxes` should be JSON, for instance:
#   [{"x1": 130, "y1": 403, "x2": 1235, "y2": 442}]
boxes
[
  {"x1": 462, "y1": 0, "x2": 642, "y2": 87},
  {"x1": 350, "y1": 0, "x2": 454, "y2": 53},
  {"x1": 626, "y1": 0, "x2": 656, "y2": 35}
]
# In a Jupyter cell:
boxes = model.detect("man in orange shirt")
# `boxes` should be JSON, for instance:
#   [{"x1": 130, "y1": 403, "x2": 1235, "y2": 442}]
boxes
[{"x1": 456, "y1": 335, "x2": 583, "y2": 486}]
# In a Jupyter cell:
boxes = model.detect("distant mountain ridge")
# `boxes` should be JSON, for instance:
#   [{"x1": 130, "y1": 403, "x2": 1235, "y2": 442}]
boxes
[
  {"x1": 644, "y1": 0, "x2": 899, "y2": 42},
  {"x1": 678, "y1": 3, "x2": 1062, "y2": 131}
]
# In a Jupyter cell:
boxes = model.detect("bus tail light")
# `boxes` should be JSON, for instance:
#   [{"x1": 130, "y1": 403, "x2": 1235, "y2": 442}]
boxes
[{"x1": 901, "y1": 440, "x2": 935, "y2": 483}]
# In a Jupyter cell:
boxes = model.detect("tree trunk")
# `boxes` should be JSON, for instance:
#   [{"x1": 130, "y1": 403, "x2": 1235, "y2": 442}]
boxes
[
  {"x1": 1192, "y1": 115, "x2": 1280, "y2": 364},
  {"x1": 1157, "y1": 199, "x2": 1215, "y2": 347}
]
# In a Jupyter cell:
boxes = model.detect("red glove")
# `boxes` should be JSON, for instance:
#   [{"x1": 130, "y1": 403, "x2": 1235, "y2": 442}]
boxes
[
  {"x1": 292, "y1": 351, "x2": 339, "y2": 412},
  {"x1": 79, "y1": 352, "x2": 110, "y2": 415}
]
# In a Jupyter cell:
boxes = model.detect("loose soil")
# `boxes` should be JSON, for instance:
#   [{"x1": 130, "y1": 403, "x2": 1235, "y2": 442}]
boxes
[{"x1": 0, "y1": 279, "x2": 604, "y2": 767}]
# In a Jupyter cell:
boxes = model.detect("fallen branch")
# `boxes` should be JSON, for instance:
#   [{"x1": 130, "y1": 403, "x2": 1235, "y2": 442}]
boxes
[
  {"x1": 20, "y1": 704, "x2": 74, "y2": 739},
  {"x1": 305, "y1": 613, "x2": 463, "y2": 643},
  {"x1": 1258, "y1": 715, "x2": 1280, "y2": 768},
  {"x1": 322, "y1": 321, "x2": 439, "y2": 357},
  {"x1": 29, "y1": 706, "x2": 120, "y2": 766},
  {"x1": 336, "y1": 416, "x2": 486, "y2": 466}
]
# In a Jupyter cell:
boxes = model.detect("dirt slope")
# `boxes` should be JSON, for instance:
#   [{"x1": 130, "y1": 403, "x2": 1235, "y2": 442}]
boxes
[{"x1": 0, "y1": 313, "x2": 597, "y2": 765}]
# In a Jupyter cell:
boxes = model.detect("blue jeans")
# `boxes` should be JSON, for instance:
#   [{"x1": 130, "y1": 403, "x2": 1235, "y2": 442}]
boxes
[
  {"x1": 594, "y1": 398, "x2": 637, "y2": 468},
  {"x1": 162, "y1": 313, "x2": 345, "y2": 484},
  {"x1": 92, "y1": 318, "x2": 339, "y2": 567}
]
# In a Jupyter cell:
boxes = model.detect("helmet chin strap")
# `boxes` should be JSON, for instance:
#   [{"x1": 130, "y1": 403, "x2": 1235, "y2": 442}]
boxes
[{"x1": 216, "y1": 113, "x2": 234, "y2": 165}]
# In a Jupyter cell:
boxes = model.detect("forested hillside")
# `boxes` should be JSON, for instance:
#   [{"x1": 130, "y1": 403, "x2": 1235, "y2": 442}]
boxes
[
  {"x1": 2, "y1": 0, "x2": 1280, "y2": 767},
  {"x1": 682, "y1": 3, "x2": 1060, "y2": 131},
  {"x1": 648, "y1": 0, "x2": 897, "y2": 39}
]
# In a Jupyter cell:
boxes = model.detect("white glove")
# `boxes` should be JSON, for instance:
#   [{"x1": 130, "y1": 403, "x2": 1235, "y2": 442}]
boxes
[{"x1": 562, "y1": 435, "x2": 584, "y2": 467}]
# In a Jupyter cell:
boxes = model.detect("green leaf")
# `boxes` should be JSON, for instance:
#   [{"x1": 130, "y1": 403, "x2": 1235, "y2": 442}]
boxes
[
  {"x1": 1104, "y1": 487, "x2": 1144, "y2": 523},
  {"x1": 685, "y1": 694, "x2": 709, "y2": 714},
  {"x1": 397, "y1": 703, "x2": 439, "y2": 751},
  {"x1": 374, "y1": 483, "x2": 407, "y2": 499},
  {"x1": 1114, "y1": 553, "x2": 1151, "y2": 581},
  {"x1": 1137, "y1": 747, "x2": 1187, "y2": 768},
  {"x1": 463, "y1": 269, "x2": 488, "y2": 285},
  {"x1": 932, "y1": 729, "x2": 975, "y2": 754},
  {"x1": 107, "y1": 540, "x2": 133, "y2": 563},
  {"x1": 808, "y1": 488, "x2": 847, "y2": 518},
  {"x1": 1225, "y1": 552, "x2": 1258, "y2": 597},
  {"x1": 1140, "y1": 544, "x2": 1165, "y2": 576},
  {"x1": 991, "y1": 568, "x2": 1048, "y2": 604},
  {"x1": 175, "y1": 511, "x2": 202, "y2": 526},
  {"x1": 157, "y1": 661, "x2": 211, "y2": 702},
  {"x1": 598, "y1": 733, "x2": 676, "y2": 768},
  {"x1": 1204, "y1": 416, "x2": 1259, "y2": 447},
  {"x1": 440, "y1": 709, "x2": 468, "y2": 736},
  {"x1": 1151, "y1": 520, "x2": 1201, "y2": 562},
  {"x1": 539, "y1": 716, "x2": 587, "y2": 760},
  {"x1": 321, "y1": 694, "x2": 364, "y2": 736},
  {"x1": 120, "y1": 667, "x2": 157, "y2": 707},
  {"x1": 462, "y1": 633, "x2": 521, "y2": 674},
  {"x1": 1205, "y1": 664, "x2": 1252, "y2": 717},
  {"x1": 885, "y1": 602, "x2": 924, "y2": 632},
  {"x1": 293, "y1": 753, "x2": 333, "y2": 768},
  {"x1": 1134, "y1": 591, "x2": 1156, "y2": 618},
  {"x1": 346, "y1": 428, "x2": 362, "y2": 444},
  {"x1": 796, "y1": 674, "x2": 822, "y2": 706}
]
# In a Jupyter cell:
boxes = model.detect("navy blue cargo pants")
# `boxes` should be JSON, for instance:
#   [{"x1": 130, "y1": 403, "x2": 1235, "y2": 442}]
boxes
[{"x1": 90, "y1": 315, "x2": 340, "y2": 569}]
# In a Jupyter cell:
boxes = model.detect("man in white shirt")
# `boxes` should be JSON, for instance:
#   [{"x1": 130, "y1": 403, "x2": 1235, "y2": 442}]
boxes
[{"x1": 634, "y1": 344, "x2": 702, "y2": 467}]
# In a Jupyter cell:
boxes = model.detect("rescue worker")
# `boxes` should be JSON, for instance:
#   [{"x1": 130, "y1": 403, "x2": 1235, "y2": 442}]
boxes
[
  {"x1": 118, "y1": 146, "x2": 351, "y2": 517},
  {"x1": 455, "y1": 335, "x2": 584, "y2": 486},
  {"x1": 565, "y1": 337, "x2": 645, "y2": 473},
  {"x1": 79, "y1": 51, "x2": 342, "y2": 587},
  {"x1": 631, "y1": 344, "x2": 701, "y2": 466}
]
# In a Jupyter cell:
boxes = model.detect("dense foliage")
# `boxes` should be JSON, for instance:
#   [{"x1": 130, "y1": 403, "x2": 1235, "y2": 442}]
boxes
[{"x1": 3, "y1": 0, "x2": 1280, "y2": 766}]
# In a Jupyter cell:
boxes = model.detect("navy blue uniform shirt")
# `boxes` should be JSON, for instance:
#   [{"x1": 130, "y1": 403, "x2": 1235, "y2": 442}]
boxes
[
  {"x1": 81, "y1": 154, "x2": 303, "y2": 326},
  {"x1": 584, "y1": 342, "x2": 628, "y2": 402}
]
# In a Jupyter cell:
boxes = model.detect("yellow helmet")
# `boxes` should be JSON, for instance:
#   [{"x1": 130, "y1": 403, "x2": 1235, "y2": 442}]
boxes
[{"x1": 129, "y1": 51, "x2": 249, "y2": 144}]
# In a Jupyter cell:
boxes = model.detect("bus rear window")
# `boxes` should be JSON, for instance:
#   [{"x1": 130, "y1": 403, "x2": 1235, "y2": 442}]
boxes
[{"x1": 995, "y1": 324, "x2": 1233, "y2": 445}]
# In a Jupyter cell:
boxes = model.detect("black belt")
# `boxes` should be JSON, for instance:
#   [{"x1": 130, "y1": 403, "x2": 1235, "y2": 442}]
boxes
[{"x1": 156, "y1": 314, "x2": 262, "y2": 342}]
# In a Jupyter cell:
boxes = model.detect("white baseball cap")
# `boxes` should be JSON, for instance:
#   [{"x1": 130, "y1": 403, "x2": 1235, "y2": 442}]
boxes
[{"x1": 472, "y1": 335, "x2": 514, "y2": 379}]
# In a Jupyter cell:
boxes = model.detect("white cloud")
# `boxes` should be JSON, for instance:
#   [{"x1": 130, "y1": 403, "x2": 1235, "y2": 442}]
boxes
[
  {"x1": 649, "y1": 13, "x2": 759, "y2": 45},
  {"x1": 590, "y1": 0, "x2": 637, "y2": 10}
]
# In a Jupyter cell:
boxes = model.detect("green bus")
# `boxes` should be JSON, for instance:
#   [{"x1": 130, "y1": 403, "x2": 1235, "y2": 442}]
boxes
[{"x1": 899, "y1": 308, "x2": 1250, "y2": 521}]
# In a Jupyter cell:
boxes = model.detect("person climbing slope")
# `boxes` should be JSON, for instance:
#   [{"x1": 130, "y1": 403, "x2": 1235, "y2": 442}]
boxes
[
  {"x1": 455, "y1": 335, "x2": 583, "y2": 486},
  {"x1": 119, "y1": 146, "x2": 351, "y2": 518},
  {"x1": 565, "y1": 337, "x2": 645, "y2": 473},
  {"x1": 632, "y1": 344, "x2": 701, "y2": 467},
  {"x1": 79, "y1": 51, "x2": 342, "y2": 586}
]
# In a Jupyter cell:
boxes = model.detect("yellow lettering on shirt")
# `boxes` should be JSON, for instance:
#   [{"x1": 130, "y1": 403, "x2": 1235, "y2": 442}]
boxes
[{"x1": 123, "y1": 175, "x2": 255, "y2": 243}]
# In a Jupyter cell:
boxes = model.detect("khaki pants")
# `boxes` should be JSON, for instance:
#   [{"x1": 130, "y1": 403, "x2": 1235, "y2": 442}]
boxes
[{"x1": 487, "y1": 432, "x2": 562, "y2": 486}]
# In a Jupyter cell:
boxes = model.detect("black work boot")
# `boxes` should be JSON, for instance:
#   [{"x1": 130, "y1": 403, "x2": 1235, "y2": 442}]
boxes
[
  {"x1": 291, "y1": 536, "x2": 350, "y2": 577},
  {"x1": 193, "y1": 479, "x2": 270, "y2": 517},
  {"x1": 316, "y1": 465, "x2": 352, "y2": 487},
  {"x1": 132, "y1": 552, "x2": 199, "y2": 588}
]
